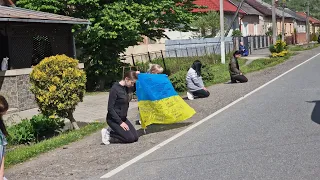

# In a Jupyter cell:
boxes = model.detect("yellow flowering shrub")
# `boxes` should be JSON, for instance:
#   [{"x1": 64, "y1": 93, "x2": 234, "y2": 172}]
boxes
[
  {"x1": 271, "y1": 50, "x2": 288, "y2": 58},
  {"x1": 30, "y1": 55, "x2": 86, "y2": 129}
]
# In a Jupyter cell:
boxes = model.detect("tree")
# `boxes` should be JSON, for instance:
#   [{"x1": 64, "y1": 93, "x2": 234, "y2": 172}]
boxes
[
  {"x1": 191, "y1": 11, "x2": 227, "y2": 38},
  {"x1": 30, "y1": 55, "x2": 86, "y2": 130},
  {"x1": 16, "y1": 0, "x2": 197, "y2": 90}
]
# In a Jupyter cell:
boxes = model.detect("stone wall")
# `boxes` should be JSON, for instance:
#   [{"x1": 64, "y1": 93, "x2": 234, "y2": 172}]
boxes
[{"x1": 0, "y1": 73, "x2": 37, "y2": 111}]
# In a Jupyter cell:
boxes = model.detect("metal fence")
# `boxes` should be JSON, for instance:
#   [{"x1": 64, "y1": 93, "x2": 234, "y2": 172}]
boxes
[{"x1": 120, "y1": 43, "x2": 235, "y2": 66}]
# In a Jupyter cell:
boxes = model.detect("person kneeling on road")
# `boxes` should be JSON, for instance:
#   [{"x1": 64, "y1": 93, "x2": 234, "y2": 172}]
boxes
[
  {"x1": 229, "y1": 51, "x2": 248, "y2": 83},
  {"x1": 101, "y1": 71, "x2": 140, "y2": 145}
]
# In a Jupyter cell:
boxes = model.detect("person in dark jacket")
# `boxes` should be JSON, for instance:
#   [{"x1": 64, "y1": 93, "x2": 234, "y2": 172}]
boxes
[
  {"x1": 229, "y1": 51, "x2": 248, "y2": 83},
  {"x1": 318, "y1": 34, "x2": 320, "y2": 44},
  {"x1": 101, "y1": 70, "x2": 140, "y2": 144}
]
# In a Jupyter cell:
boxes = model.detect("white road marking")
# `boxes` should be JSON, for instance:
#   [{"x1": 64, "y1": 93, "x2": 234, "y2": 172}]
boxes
[{"x1": 101, "y1": 52, "x2": 320, "y2": 179}]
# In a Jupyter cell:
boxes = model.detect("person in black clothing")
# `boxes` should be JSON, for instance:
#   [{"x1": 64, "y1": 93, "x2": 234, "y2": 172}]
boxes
[
  {"x1": 101, "y1": 70, "x2": 140, "y2": 144},
  {"x1": 229, "y1": 51, "x2": 248, "y2": 83}
]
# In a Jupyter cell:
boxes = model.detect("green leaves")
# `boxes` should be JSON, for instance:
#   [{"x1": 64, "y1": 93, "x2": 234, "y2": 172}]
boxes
[
  {"x1": 17, "y1": 0, "x2": 197, "y2": 90},
  {"x1": 191, "y1": 11, "x2": 225, "y2": 38}
]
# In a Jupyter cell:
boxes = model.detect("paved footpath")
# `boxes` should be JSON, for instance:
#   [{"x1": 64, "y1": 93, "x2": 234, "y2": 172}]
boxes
[
  {"x1": 4, "y1": 93, "x2": 138, "y2": 124},
  {"x1": 6, "y1": 47, "x2": 320, "y2": 180}
]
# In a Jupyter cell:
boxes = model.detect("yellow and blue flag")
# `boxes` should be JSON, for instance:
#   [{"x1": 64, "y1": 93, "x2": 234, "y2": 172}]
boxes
[{"x1": 136, "y1": 73, "x2": 196, "y2": 128}]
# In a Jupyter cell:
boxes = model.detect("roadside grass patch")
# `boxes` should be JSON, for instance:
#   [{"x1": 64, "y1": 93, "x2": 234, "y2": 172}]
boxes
[{"x1": 6, "y1": 122, "x2": 105, "y2": 168}]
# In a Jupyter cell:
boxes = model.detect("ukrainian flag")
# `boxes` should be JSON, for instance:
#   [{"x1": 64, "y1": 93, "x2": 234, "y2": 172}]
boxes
[{"x1": 136, "y1": 73, "x2": 196, "y2": 129}]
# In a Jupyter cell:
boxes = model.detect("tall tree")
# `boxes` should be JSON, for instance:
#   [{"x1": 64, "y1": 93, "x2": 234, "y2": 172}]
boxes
[
  {"x1": 191, "y1": 11, "x2": 227, "y2": 38},
  {"x1": 16, "y1": 0, "x2": 197, "y2": 90}
]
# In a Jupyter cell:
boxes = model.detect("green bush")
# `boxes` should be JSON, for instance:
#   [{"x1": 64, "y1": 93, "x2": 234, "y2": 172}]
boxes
[
  {"x1": 269, "y1": 44, "x2": 277, "y2": 53},
  {"x1": 169, "y1": 64, "x2": 216, "y2": 93},
  {"x1": 201, "y1": 65, "x2": 215, "y2": 84},
  {"x1": 30, "y1": 114, "x2": 64, "y2": 141},
  {"x1": 7, "y1": 115, "x2": 64, "y2": 145},
  {"x1": 169, "y1": 71, "x2": 187, "y2": 92},
  {"x1": 269, "y1": 40, "x2": 286, "y2": 54},
  {"x1": 311, "y1": 33, "x2": 318, "y2": 41},
  {"x1": 7, "y1": 120, "x2": 35, "y2": 145},
  {"x1": 30, "y1": 55, "x2": 86, "y2": 129}
]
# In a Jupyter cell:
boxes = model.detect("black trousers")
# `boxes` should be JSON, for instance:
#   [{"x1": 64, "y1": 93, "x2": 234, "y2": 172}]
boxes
[
  {"x1": 107, "y1": 119, "x2": 139, "y2": 143},
  {"x1": 192, "y1": 89, "x2": 210, "y2": 98},
  {"x1": 231, "y1": 75, "x2": 248, "y2": 83}
]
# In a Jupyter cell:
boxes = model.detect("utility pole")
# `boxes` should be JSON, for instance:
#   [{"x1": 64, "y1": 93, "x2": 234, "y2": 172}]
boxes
[
  {"x1": 281, "y1": 0, "x2": 285, "y2": 42},
  {"x1": 272, "y1": 0, "x2": 277, "y2": 44},
  {"x1": 220, "y1": 0, "x2": 225, "y2": 64},
  {"x1": 306, "y1": 0, "x2": 310, "y2": 44}
]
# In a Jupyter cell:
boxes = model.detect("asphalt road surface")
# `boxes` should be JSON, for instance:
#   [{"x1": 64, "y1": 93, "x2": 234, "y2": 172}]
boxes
[{"x1": 104, "y1": 54, "x2": 320, "y2": 180}]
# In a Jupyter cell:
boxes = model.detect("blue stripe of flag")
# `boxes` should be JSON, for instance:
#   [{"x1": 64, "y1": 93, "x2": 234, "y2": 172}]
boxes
[{"x1": 136, "y1": 73, "x2": 178, "y2": 101}]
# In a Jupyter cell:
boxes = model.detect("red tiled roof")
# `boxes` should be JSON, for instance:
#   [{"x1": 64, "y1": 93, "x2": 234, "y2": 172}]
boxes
[
  {"x1": 192, "y1": 0, "x2": 245, "y2": 14},
  {"x1": 296, "y1": 12, "x2": 320, "y2": 25}
]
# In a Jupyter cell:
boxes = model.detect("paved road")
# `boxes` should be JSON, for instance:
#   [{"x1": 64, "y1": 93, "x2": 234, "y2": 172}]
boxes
[
  {"x1": 6, "y1": 48, "x2": 320, "y2": 180},
  {"x1": 106, "y1": 55, "x2": 320, "y2": 179}
]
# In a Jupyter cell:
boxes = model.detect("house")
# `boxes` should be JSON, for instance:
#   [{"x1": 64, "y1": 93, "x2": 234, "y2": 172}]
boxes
[
  {"x1": 229, "y1": 0, "x2": 264, "y2": 36},
  {"x1": 191, "y1": 0, "x2": 245, "y2": 37},
  {"x1": 258, "y1": 0, "x2": 296, "y2": 37},
  {"x1": 296, "y1": 12, "x2": 320, "y2": 35},
  {"x1": 283, "y1": 8, "x2": 306, "y2": 44},
  {"x1": 245, "y1": 0, "x2": 274, "y2": 35},
  {"x1": 0, "y1": 5, "x2": 90, "y2": 111}
]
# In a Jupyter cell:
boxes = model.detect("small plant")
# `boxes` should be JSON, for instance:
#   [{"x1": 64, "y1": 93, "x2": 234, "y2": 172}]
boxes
[
  {"x1": 271, "y1": 50, "x2": 289, "y2": 58},
  {"x1": 232, "y1": 29, "x2": 242, "y2": 37},
  {"x1": 30, "y1": 114, "x2": 64, "y2": 141},
  {"x1": 6, "y1": 114, "x2": 64, "y2": 145},
  {"x1": 265, "y1": 27, "x2": 272, "y2": 36},
  {"x1": 269, "y1": 44, "x2": 277, "y2": 53},
  {"x1": 7, "y1": 120, "x2": 35, "y2": 145},
  {"x1": 311, "y1": 33, "x2": 317, "y2": 42},
  {"x1": 30, "y1": 55, "x2": 86, "y2": 129}
]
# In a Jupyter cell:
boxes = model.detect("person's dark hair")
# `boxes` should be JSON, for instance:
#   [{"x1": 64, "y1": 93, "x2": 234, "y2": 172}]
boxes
[
  {"x1": 191, "y1": 60, "x2": 202, "y2": 76},
  {"x1": 0, "y1": 95, "x2": 9, "y2": 136},
  {"x1": 233, "y1": 50, "x2": 241, "y2": 57},
  {"x1": 123, "y1": 70, "x2": 138, "y2": 80}
]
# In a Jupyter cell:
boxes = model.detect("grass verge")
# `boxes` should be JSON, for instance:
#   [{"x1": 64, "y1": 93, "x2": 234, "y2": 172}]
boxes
[
  {"x1": 5, "y1": 122, "x2": 106, "y2": 168},
  {"x1": 179, "y1": 52, "x2": 294, "y2": 97}
]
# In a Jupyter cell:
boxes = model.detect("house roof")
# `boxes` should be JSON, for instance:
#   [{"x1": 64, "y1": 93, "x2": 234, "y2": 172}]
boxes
[
  {"x1": 245, "y1": 0, "x2": 273, "y2": 16},
  {"x1": 0, "y1": 5, "x2": 90, "y2": 25},
  {"x1": 192, "y1": 0, "x2": 245, "y2": 14},
  {"x1": 284, "y1": 8, "x2": 306, "y2": 22},
  {"x1": 259, "y1": 1, "x2": 295, "y2": 19},
  {"x1": 228, "y1": 0, "x2": 262, "y2": 16},
  {"x1": 296, "y1": 12, "x2": 320, "y2": 25}
]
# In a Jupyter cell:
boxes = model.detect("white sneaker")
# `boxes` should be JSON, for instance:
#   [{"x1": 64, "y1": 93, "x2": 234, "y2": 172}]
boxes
[
  {"x1": 101, "y1": 128, "x2": 110, "y2": 145},
  {"x1": 187, "y1": 91, "x2": 194, "y2": 100}
]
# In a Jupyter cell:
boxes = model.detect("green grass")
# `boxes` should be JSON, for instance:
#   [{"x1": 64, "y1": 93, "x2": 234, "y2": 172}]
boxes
[
  {"x1": 178, "y1": 52, "x2": 294, "y2": 96},
  {"x1": 288, "y1": 44, "x2": 320, "y2": 52},
  {"x1": 136, "y1": 54, "x2": 225, "y2": 75},
  {"x1": 5, "y1": 122, "x2": 106, "y2": 168}
]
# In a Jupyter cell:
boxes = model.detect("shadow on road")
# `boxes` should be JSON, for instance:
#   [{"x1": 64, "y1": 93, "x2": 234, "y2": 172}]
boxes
[
  {"x1": 307, "y1": 100, "x2": 320, "y2": 125},
  {"x1": 137, "y1": 122, "x2": 192, "y2": 137}
]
